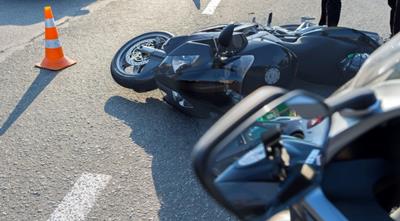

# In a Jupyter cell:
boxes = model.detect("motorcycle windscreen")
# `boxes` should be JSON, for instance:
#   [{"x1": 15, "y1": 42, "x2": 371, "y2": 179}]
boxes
[{"x1": 350, "y1": 33, "x2": 400, "y2": 89}]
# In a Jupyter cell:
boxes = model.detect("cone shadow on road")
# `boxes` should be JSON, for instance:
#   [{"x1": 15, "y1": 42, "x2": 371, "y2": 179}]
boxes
[
  {"x1": 104, "y1": 95, "x2": 228, "y2": 220},
  {"x1": 0, "y1": 69, "x2": 57, "y2": 136}
]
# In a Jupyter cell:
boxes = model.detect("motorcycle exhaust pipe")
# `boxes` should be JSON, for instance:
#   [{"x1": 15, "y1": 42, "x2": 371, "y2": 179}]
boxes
[{"x1": 139, "y1": 46, "x2": 166, "y2": 59}]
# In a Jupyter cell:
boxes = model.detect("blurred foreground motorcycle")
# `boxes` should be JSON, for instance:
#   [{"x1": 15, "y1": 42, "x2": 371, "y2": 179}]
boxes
[{"x1": 192, "y1": 33, "x2": 400, "y2": 221}]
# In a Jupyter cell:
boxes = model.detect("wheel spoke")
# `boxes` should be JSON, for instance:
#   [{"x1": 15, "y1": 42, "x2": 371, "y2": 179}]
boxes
[{"x1": 132, "y1": 65, "x2": 141, "y2": 74}]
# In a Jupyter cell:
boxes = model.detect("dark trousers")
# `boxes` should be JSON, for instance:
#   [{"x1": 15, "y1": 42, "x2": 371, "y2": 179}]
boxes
[
  {"x1": 389, "y1": 0, "x2": 400, "y2": 35},
  {"x1": 319, "y1": 0, "x2": 342, "y2": 27}
]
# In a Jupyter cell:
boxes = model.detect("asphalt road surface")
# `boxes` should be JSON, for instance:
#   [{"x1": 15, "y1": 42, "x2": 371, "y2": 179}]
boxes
[{"x1": 0, "y1": 0, "x2": 392, "y2": 220}]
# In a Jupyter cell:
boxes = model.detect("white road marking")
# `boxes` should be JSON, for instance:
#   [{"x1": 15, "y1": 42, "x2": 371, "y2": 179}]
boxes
[
  {"x1": 202, "y1": 0, "x2": 222, "y2": 15},
  {"x1": 48, "y1": 173, "x2": 112, "y2": 221}
]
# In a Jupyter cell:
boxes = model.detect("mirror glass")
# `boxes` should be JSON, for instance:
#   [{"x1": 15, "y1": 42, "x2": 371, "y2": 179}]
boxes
[{"x1": 206, "y1": 94, "x2": 330, "y2": 220}]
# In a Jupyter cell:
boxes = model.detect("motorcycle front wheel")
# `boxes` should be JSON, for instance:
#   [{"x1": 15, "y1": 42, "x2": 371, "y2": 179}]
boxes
[{"x1": 111, "y1": 31, "x2": 174, "y2": 92}]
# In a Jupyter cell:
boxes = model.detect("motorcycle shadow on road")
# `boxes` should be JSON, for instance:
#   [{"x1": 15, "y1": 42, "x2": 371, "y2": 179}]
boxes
[
  {"x1": 104, "y1": 95, "x2": 232, "y2": 220},
  {"x1": 0, "y1": 69, "x2": 57, "y2": 136}
]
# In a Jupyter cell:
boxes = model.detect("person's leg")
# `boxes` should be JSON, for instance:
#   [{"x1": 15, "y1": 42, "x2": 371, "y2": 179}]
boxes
[
  {"x1": 389, "y1": 0, "x2": 395, "y2": 34},
  {"x1": 319, "y1": 0, "x2": 328, "y2": 25},
  {"x1": 327, "y1": 0, "x2": 341, "y2": 27},
  {"x1": 393, "y1": 0, "x2": 400, "y2": 35}
]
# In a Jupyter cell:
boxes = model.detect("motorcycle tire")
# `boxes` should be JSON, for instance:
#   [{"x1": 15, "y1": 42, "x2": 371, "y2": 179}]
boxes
[{"x1": 111, "y1": 31, "x2": 174, "y2": 92}]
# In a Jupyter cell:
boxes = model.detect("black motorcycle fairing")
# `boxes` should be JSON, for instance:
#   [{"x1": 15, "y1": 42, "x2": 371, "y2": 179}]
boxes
[
  {"x1": 163, "y1": 36, "x2": 192, "y2": 54},
  {"x1": 156, "y1": 51, "x2": 235, "y2": 117},
  {"x1": 156, "y1": 40, "x2": 253, "y2": 115},
  {"x1": 163, "y1": 32, "x2": 220, "y2": 54},
  {"x1": 238, "y1": 39, "x2": 297, "y2": 95},
  {"x1": 161, "y1": 41, "x2": 214, "y2": 74},
  {"x1": 151, "y1": 24, "x2": 380, "y2": 117},
  {"x1": 157, "y1": 79, "x2": 233, "y2": 117},
  {"x1": 168, "y1": 41, "x2": 213, "y2": 57}
]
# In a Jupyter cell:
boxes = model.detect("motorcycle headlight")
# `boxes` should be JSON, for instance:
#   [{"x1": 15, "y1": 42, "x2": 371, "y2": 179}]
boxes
[{"x1": 162, "y1": 55, "x2": 200, "y2": 73}]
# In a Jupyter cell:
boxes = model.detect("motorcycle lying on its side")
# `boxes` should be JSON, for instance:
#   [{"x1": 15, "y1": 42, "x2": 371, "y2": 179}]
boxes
[
  {"x1": 192, "y1": 33, "x2": 400, "y2": 221},
  {"x1": 111, "y1": 13, "x2": 381, "y2": 117}
]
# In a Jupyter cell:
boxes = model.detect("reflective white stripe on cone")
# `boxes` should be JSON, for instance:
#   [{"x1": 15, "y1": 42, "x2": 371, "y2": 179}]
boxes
[{"x1": 45, "y1": 39, "x2": 62, "y2": 49}]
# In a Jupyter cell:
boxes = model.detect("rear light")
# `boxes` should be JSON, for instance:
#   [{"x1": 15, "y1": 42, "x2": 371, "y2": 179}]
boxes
[{"x1": 307, "y1": 116, "x2": 324, "y2": 129}]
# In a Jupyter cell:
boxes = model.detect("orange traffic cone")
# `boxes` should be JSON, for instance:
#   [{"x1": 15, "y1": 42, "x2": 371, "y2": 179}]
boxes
[{"x1": 36, "y1": 6, "x2": 76, "y2": 71}]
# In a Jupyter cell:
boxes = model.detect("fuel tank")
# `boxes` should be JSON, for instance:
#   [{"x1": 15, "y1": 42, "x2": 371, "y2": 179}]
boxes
[
  {"x1": 236, "y1": 37, "x2": 297, "y2": 95},
  {"x1": 279, "y1": 27, "x2": 379, "y2": 86}
]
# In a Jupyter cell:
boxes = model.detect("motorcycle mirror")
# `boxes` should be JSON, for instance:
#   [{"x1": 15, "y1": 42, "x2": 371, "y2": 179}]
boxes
[
  {"x1": 192, "y1": 87, "x2": 331, "y2": 221},
  {"x1": 218, "y1": 24, "x2": 235, "y2": 48}
]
